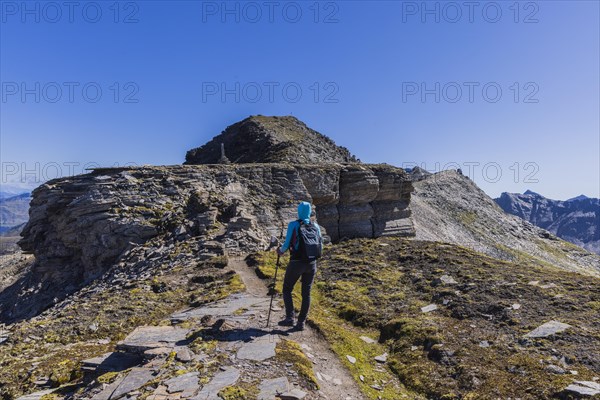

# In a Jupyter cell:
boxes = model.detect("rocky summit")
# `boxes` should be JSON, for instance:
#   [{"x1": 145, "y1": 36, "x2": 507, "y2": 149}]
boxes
[
  {"x1": 1, "y1": 116, "x2": 599, "y2": 400},
  {"x1": 185, "y1": 115, "x2": 358, "y2": 165}
]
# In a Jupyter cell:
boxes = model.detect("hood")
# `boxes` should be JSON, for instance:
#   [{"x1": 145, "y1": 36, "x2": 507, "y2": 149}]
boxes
[{"x1": 297, "y1": 201, "x2": 311, "y2": 224}]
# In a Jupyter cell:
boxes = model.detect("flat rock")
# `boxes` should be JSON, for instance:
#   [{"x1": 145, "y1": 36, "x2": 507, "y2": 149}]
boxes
[
  {"x1": 346, "y1": 355, "x2": 356, "y2": 364},
  {"x1": 564, "y1": 381, "x2": 600, "y2": 396},
  {"x1": 91, "y1": 377, "x2": 126, "y2": 400},
  {"x1": 433, "y1": 275, "x2": 457, "y2": 285},
  {"x1": 82, "y1": 352, "x2": 142, "y2": 372},
  {"x1": 277, "y1": 388, "x2": 307, "y2": 399},
  {"x1": 117, "y1": 326, "x2": 190, "y2": 353},
  {"x1": 109, "y1": 368, "x2": 156, "y2": 400},
  {"x1": 192, "y1": 366, "x2": 240, "y2": 400},
  {"x1": 421, "y1": 304, "x2": 438, "y2": 313},
  {"x1": 258, "y1": 377, "x2": 289, "y2": 400},
  {"x1": 165, "y1": 372, "x2": 200, "y2": 397},
  {"x1": 374, "y1": 353, "x2": 388, "y2": 363},
  {"x1": 175, "y1": 346, "x2": 194, "y2": 363},
  {"x1": 236, "y1": 335, "x2": 278, "y2": 361},
  {"x1": 525, "y1": 321, "x2": 572, "y2": 338},
  {"x1": 359, "y1": 336, "x2": 376, "y2": 344},
  {"x1": 171, "y1": 294, "x2": 267, "y2": 323}
]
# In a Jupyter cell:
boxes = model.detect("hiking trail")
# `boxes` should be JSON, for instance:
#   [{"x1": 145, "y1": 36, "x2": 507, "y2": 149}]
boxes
[{"x1": 20, "y1": 255, "x2": 367, "y2": 400}]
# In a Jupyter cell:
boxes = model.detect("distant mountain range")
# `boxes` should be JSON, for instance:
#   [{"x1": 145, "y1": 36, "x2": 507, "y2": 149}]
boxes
[
  {"x1": 495, "y1": 190, "x2": 600, "y2": 254},
  {"x1": 0, "y1": 192, "x2": 30, "y2": 234}
]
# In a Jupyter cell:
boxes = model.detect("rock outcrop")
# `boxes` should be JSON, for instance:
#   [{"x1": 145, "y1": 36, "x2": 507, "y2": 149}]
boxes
[
  {"x1": 185, "y1": 115, "x2": 358, "y2": 165},
  {"x1": 495, "y1": 190, "x2": 600, "y2": 254}
]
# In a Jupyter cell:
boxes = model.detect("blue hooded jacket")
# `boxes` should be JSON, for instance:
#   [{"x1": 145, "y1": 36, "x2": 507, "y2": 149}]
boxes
[{"x1": 279, "y1": 201, "x2": 322, "y2": 254}]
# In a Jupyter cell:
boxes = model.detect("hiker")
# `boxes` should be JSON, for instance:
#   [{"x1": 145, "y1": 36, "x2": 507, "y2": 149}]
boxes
[{"x1": 276, "y1": 201, "x2": 323, "y2": 331}]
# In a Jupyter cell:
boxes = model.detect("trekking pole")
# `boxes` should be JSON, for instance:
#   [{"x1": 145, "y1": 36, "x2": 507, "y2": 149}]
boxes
[
  {"x1": 265, "y1": 251, "x2": 281, "y2": 328},
  {"x1": 265, "y1": 223, "x2": 285, "y2": 328}
]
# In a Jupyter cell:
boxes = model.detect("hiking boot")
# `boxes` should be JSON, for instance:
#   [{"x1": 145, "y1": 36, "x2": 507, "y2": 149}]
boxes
[
  {"x1": 294, "y1": 321, "x2": 305, "y2": 331},
  {"x1": 278, "y1": 317, "x2": 294, "y2": 327}
]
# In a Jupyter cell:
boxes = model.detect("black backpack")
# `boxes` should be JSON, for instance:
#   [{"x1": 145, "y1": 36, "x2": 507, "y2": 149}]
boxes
[{"x1": 293, "y1": 220, "x2": 322, "y2": 261}]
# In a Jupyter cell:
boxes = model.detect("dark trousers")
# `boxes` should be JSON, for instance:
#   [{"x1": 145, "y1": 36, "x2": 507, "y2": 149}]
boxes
[{"x1": 282, "y1": 259, "x2": 317, "y2": 322}]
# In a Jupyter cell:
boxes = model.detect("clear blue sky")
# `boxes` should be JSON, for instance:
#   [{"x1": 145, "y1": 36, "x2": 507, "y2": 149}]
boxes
[{"x1": 1, "y1": 0, "x2": 599, "y2": 200}]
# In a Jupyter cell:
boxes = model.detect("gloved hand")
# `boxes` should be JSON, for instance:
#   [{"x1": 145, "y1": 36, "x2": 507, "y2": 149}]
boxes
[{"x1": 276, "y1": 247, "x2": 284, "y2": 256}]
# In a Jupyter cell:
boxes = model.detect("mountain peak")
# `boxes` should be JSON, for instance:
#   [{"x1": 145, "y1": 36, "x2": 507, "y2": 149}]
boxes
[
  {"x1": 184, "y1": 115, "x2": 359, "y2": 165},
  {"x1": 567, "y1": 194, "x2": 589, "y2": 202}
]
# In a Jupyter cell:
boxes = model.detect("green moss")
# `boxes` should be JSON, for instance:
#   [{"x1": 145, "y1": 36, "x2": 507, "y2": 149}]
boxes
[
  {"x1": 48, "y1": 359, "x2": 81, "y2": 386},
  {"x1": 275, "y1": 340, "x2": 318, "y2": 389},
  {"x1": 217, "y1": 382, "x2": 259, "y2": 400},
  {"x1": 586, "y1": 301, "x2": 600, "y2": 310},
  {"x1": 39, "y1": 394, "x2": 60, "y2": 400},
  {"x1": 97, "y1": 371, "x2": 119, "y2": 384}
]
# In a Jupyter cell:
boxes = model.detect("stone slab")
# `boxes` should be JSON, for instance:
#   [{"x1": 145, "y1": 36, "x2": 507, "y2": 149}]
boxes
[
  {"x1": 525, "y1": 321, "x2": 571, "y2": 338},
  {"x1": 165, "y1": 372, "x2": 200, "y2": 397},
  {"x1": 421, "y1": 304, "x2": 438, "y2": 313},
  {"x1": 564, "y1": 381, "x2": 600, "y2": 396},
  {"x1": 110, "y1": 368, "x2": 156, "y2": 400},
  {"x1": 359, "y1": 336, "x2": 376, "y2": 344},
  {"x1": 117, "y1": 326, "x2": 190, "y2": 352},
  {"x1": 171, "y1": 294, "x2": 268, "y2": 323},
  {"x1": 192, "y1": 367, "x2": 240, "y2": 400},
  {"x1": 258, "y1": 377, "x2": 289, "y2": 400},
  {"x1": 236, "y1": 335, "x2": 278, "y2": 361}
]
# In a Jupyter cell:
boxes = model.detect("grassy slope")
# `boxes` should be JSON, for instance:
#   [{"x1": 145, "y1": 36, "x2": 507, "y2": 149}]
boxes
[{"x1": 255, "y1": 238, "x2": 600, "y2": 400}]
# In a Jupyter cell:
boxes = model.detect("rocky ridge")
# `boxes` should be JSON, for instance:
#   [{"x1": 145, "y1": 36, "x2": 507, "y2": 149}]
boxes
[
  {"x1": 3, "y1": 161, "x2": 412, "y2": 323},
  {"x1": 410, "y1": 170, "x2": 600, "y2": 277}
]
